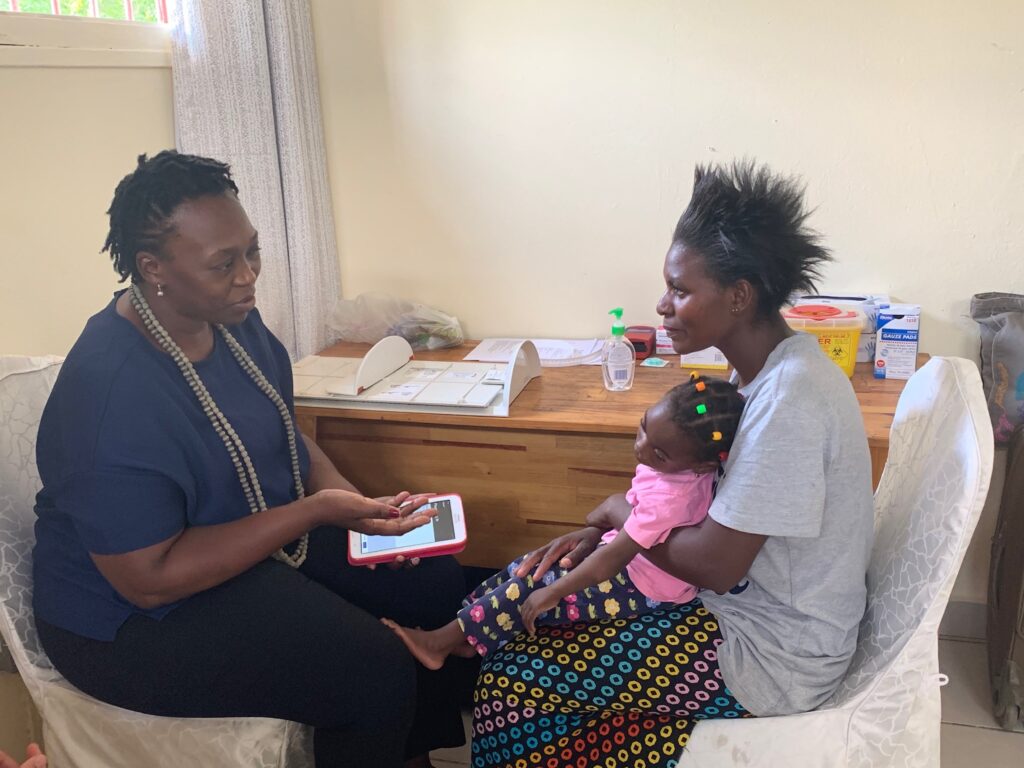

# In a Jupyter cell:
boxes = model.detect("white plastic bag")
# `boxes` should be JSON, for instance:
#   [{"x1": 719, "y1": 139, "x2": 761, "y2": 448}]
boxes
[{"x1": 328, "y1": 293, "x2": 465, "y2": 350}]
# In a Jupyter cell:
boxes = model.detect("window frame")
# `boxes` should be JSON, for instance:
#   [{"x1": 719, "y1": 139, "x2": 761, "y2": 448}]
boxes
[{"x1": 0, "y1": 10, "x2": 170, "y2": 68}]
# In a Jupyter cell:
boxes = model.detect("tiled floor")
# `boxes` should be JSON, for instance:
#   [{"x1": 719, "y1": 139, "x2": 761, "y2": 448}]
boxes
[
  {"x1": 431, "y1": 637, "x2": 1024, "y2": 767},
  {"x1": 938, "y1": 637, "x2": 1023, "y2": 767}
]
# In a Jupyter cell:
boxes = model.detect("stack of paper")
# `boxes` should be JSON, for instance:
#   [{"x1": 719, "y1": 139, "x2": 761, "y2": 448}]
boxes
[{"x1": 465, "y1": 338, "x2": 602, "y2": 367}]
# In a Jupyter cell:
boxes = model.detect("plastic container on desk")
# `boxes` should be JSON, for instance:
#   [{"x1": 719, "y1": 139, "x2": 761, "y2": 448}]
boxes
[{"x1": 783, "y1": 304, "x2": 864, "y2": 377}]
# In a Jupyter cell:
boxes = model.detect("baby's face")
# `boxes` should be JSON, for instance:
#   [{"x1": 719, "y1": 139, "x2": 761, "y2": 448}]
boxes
[{"x1": 634, "y1": 399, "x2": 703, "y2": 473}]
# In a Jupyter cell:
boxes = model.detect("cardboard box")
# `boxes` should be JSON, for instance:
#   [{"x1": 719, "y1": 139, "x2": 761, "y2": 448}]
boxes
[
  {"x1": 679, "y1": 346, "x2": 729, "y2": 370},
  {"x1": 873, "y1": 304, "x2": 921, "y2": 380},
  {"x1": 655, "y1": 326, "x2": 676, "y2": 355}
]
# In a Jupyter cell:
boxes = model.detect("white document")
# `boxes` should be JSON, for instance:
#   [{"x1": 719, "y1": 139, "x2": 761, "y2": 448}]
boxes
[
  {"x1": 365, "y1": 382, "x2": 429, "y2": 402},
  {"x1": 438, "y1": 369, "x2": 484, "y2": 383},
  {"x1": 465, "y1": 338, "x2": 602, "y2": 365},
  {"x1": 400, "y1": 365, "x2": 448, "y2": 382}
]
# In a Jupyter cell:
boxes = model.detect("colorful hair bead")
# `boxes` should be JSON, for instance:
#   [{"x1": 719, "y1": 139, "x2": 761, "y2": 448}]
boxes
[
  {"x1": 695, "y1": 381, "x2": 706, "y2": 392},
  {"x1": 719, "y1": 451, "x2": 729, "y2": 462},
  {"x1": 711, "y1": 431, "x2": 722, "y2": 441},
  {"x1": 689, "y1": 371, "x2": 700, "y2": 381},
  {"x1": 696, "y1": 403, "x2": 707, "y2": 415}
]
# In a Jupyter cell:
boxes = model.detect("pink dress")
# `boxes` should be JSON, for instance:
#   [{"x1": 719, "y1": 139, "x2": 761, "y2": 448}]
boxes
[{"x1": 600, "y1": 465, "x2": 714, "y2": 603}]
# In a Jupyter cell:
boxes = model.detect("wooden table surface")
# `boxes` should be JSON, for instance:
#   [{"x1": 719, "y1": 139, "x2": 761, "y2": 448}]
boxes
[
  {"x1": 296, "y1": 342, "x2": 927, "y2": 565},
  {"x1": 298, "y1": 340, "x2": 926, "y2": 451}
]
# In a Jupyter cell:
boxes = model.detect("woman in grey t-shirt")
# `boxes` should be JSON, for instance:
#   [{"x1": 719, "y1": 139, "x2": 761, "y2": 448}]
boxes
[{"x1": 474, "y1": 161, "x2": 874, "y2": 766}]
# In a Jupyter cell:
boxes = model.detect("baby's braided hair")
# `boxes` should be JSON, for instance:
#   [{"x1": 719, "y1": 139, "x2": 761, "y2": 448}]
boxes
[
  {"x1": 664, "y1": 373, "x2": 746, "y2": 463},
  {"x1": 102, "y1": 150, "x2": 239, "y2": 283}
]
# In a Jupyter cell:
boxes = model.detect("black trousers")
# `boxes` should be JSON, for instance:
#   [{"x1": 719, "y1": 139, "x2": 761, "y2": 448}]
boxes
[{"x1": 37, "y1": 526, "x2": 478, "y2": 768}]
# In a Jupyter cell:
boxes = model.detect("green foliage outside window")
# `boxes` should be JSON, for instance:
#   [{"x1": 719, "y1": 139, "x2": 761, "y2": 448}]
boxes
[
  {"x1": 2, "y1": 0, "x2": 160, "y2": 22},
  {"x1": 15, "y1": 0, "x2": 53, "y2": 14}
]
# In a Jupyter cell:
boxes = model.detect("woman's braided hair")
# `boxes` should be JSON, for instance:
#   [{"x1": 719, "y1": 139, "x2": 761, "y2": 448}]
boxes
[
  {"x1": 665, "y1": 373, "x2": 746, "y2": 463},
  {"x1": 101, "y1": 150, "x2": 239, "y2": 283}
]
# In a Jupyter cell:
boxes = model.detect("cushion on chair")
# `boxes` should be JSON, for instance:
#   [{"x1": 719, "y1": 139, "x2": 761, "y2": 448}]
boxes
[{"x1": 0, "y1": 356, "x2": 63, "y2": 680}]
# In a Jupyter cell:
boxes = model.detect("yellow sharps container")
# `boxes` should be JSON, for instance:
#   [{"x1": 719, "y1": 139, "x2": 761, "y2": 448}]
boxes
[{"x1": 782, "y1": 304, "x2": 864, "y2": 377}]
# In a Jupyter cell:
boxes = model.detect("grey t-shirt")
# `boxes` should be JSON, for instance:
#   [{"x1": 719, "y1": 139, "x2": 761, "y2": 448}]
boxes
[{"x1": 699, "y1": 333, "x2": 874, "y2": 716}]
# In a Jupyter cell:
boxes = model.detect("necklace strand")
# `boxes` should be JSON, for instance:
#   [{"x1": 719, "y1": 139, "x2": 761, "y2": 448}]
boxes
[{"x1": 129, "y1": 284, "x2": 308, "y2": 567}]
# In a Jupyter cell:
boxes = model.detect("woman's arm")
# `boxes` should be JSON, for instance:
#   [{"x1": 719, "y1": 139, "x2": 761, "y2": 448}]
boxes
[
  {"x1": 91, "y1": 489, "x2": 431, "y2": 609},
  {"x1": 515, "y1": 492, "x2": 632, "y2": 580},
  {"x1": 585, "y1": 487, "x2": 765, "y2": 592},
  {"x1": 642, "y1": 517, "x2": 766, "y2": 594},
  {"x1": 520, "y1": 530, "x2": 643, "y2": 634},
  {"x1": 520, "y1": 494, "x2": 764, "y2": 593},
  {"x1": 541, "y1": 530, "x2": 642, "y2": 600}
]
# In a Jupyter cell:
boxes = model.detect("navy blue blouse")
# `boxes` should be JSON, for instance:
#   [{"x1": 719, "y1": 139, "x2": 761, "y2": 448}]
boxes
[{"x1": 32, "y1": 292, "x2": 310, "y2": 640}]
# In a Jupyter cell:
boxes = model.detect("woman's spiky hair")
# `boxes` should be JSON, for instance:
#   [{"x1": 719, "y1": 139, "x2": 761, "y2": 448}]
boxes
[{"x1": 672, "y1": 160, "x2": 832, "y2": 316}]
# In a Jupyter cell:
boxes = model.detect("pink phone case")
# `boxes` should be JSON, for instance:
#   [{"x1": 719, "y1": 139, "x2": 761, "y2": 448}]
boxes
[
  {"x1": 347, "y1": 494, "x2": 467, "y2": 566},
  {"x1": 346, "y1": 538, "x2": 467, "y2": 566}
]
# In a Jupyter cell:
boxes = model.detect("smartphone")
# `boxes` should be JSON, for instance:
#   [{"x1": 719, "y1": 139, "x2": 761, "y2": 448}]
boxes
[{"x1": 347, "y1": 493, "x2": 467, "y2": 566}]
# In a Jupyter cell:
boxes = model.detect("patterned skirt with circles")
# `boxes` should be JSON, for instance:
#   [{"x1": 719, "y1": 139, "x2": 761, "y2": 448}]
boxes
[{"x1": 472, "y1": 600, "x2": 751, "y2": 768}]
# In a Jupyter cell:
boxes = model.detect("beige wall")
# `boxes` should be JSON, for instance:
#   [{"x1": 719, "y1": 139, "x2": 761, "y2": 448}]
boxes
[
  {"x1": 0, "y1": 4, "x2": 1015, "y2": 619},
  {"x1": 309, "y1": 0, "x2": 1022, "y2": 605},
  {"x1": 310, "y1": 0, "x2": 1023, "y2": 359},
  {"x1": 0, "y1": 16, "x2": 174, "y2": 356}
]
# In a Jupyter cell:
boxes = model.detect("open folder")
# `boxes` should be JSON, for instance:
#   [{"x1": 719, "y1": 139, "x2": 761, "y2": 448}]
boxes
[{"x1": 292, "y1": 337, "x2": 541, "y2": 417}]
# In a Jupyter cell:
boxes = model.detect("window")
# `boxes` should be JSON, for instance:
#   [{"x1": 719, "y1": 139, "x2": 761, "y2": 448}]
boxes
[{"x1": 0, "y1": 1, "x2": 168, "y2": 24}]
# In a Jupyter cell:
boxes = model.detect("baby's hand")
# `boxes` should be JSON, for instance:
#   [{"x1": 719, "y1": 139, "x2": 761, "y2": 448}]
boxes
[{"x1": 520, "y1": 587, "x2": 561, "y2": 635}]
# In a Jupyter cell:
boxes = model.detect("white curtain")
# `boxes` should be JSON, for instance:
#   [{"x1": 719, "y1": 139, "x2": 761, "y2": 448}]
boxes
[{"x1": 169, "y1": 0, "x2": 341, "y2": 360}]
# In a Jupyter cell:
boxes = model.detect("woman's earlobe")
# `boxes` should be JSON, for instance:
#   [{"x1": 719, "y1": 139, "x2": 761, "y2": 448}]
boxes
[
  {"x1": 730, "y1": 279, "x2": 755, "y2": 316},
  {"x1": 136, "y1": 251, "x2": 163, "y2": 288}
]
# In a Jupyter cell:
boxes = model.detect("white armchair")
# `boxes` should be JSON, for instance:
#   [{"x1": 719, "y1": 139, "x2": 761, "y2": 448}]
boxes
[
  {"x1": 683, "y1": 356, "x2": 995, "y2": 767},
  {"x1": 0, "y1": 356, "x2": 314, "y2": 767}
]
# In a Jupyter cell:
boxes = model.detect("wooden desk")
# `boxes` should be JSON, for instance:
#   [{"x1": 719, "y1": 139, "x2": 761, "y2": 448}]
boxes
[{"x1": 296, "y1": 342, "x2": 922, "y2": 568}]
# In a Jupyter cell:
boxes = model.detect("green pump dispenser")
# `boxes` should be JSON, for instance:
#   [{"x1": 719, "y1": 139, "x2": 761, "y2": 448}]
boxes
[{"x1": 608, "y1": 307, "x2": 626, "y2": 336}]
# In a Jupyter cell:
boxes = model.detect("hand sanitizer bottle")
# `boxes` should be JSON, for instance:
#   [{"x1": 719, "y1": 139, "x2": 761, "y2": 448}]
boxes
[{"x1": 602, "y1": 307, "x2": 635, "y2": 391}]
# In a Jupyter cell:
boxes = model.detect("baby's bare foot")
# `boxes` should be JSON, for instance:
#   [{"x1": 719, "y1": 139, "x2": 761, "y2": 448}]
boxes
[{"x1": 381, "y1": 618, "x2": 450, "y2": 670}]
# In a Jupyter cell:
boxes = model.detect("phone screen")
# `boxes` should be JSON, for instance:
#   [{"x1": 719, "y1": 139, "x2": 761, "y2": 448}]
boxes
[{"x1": 359, "y1": 498, "x2": 458, "y2": 555}]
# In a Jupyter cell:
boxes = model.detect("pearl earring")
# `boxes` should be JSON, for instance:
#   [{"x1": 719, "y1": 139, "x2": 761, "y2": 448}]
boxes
[
  {"x1": 157, "y1": 284, "x2": 165, "y2": 297},
  {"x1": 731, "y1": 307, "x2": 739, "y2": 314}
]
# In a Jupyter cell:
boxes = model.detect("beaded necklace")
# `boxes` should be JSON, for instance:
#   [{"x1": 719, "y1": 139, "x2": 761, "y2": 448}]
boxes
[{"x1": 129, "y1": 283, "x2": 309, "y2": 567}]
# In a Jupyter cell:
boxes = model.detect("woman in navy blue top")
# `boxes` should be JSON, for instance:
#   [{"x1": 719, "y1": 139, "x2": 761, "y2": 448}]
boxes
[{"x1": 32, "y1": 151, "x2": 473, "y2": 768}]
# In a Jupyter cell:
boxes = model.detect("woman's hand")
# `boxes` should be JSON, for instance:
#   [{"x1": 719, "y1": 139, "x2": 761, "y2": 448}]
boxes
[
  {"x1": 374, "y1": 491, "x2": 433, "y2": 517},
  {"x1": 362, "y1": 491, "x2": 434, "y2": 570},
  {"x1": 515, "y1": 527, "x2": 605, "y2": 581},
  {"x1": 314, "y1": 489, "x2": 435, "y2": 536}
]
